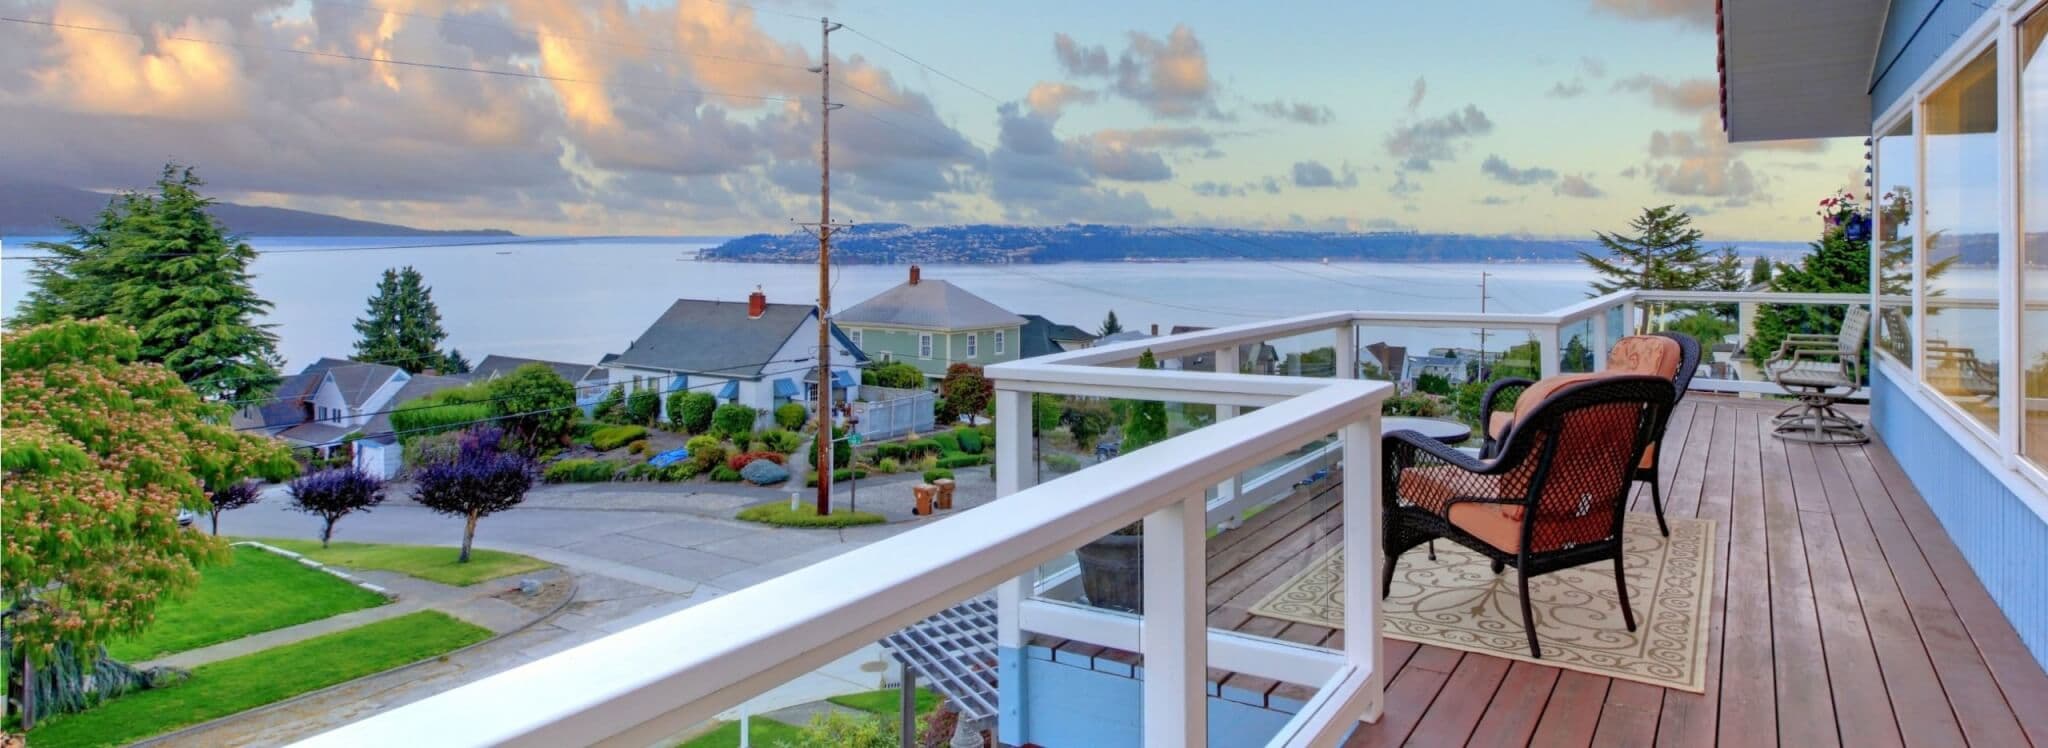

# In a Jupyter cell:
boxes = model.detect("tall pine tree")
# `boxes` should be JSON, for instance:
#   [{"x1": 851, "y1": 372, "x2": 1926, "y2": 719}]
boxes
[
  {"x1": 353, "y1": 266, "x2": 452, "y2": 373},
  {"x1": 1098, "y1": 309, "x2": 1124, "y2": 337},
  {"x1": 1581, "y1": 205, "x2": 1712, "y2": 295},
  {"x1": 18, "y1": 164, "x2": 282, "y2": 401}
]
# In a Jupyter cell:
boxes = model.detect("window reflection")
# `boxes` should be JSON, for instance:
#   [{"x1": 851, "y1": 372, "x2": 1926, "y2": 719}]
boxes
[
  {"x1": 1921, "y1": 47, "x2": 2000, "y2": 428},
  {"x1": 2025, "y1": 12, "x2": 2048, "y2": 465},
  {"x1": 1875, "y1": 119, "x2": 1915, "y2": 364}
]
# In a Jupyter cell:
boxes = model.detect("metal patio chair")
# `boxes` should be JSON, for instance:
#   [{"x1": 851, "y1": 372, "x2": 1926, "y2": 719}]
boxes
[{"x1": 1766, "y1": 306, "x2": 1870, "y2": 445}]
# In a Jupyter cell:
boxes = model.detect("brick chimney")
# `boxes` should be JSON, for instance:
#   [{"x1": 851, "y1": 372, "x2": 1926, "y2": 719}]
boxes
[
  {"x1": 747, "y1": 286, "x2": 766, "y2": 319},
  {"x1": 909, "y1": 265, "x2": 923, "y2": 285},
  {"x1": 1150, "y1": 323, "x2": 1159, "y2": 335}
]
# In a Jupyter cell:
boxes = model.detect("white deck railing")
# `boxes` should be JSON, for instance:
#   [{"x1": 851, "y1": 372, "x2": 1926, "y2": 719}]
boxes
[{"x1": 296, "y1": 287, "x2": 1868, "y2": 748}]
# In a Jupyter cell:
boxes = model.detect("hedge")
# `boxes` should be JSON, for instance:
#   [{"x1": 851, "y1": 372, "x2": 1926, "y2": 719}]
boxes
[
  {"x1": 929, "y1": 431, "x2": 962, "y2": 454},
  {"x1": 922, "y1": 469, "x2": 954, "y2": 483},
  {"x1": 736, "y1": 502, "x2": 886, "y2": 528},
  {"x1": 710, "y1": 465, "x2": 744, "y2": 482},
  {"x1": 388, "y1": 383, "x2": 496, "y2": 444},
  {"x1": 544, "y1": 459, "x2": 618, "y2": 483},
  {"x1": 590, "y1": 425, "x2": 648, "y2": 451},
  {"x1": 804, "y1": 468, "x2": 870, "y2": 487},
  {"x1": 954, "y1": 428, "x2": 984, "y2": 454},
  {"x1": 936, "y1": 454, "x2": 987, "y2": 469},
  {"x1": 760, "y1": 429, "x2": 804, "y2": 454}
]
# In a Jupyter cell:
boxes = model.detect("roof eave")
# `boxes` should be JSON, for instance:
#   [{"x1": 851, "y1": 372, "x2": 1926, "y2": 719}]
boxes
[{"x1": 1717, "y1": 0, "x2": 1887, "y2": 142}]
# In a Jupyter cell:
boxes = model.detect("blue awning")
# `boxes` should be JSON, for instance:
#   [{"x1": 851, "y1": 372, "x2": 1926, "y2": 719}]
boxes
[
  {"x1": 718, "y1": 380, "x2": 738, "y2": 399},
  {"x1": 833, "y1": 369, "x2": 856, "y2": 388},
  {"x1": 773, "y1": 378, "x2": 799, "y2": 397},
  {"x1": 667, "y1": 375, "x2": 688, "y2": 392}
]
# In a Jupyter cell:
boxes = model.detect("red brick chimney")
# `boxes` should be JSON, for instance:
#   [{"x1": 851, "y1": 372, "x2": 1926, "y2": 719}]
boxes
[
  {"x1": 1150, "y1": 323, "x2": 1159, "y2": 335},
  {"x1": 747, "y1": 286, "x2": 766, "y2": 319},
  {"x1": 908, "y1": 265, "x2": 922, "y2": 285}
]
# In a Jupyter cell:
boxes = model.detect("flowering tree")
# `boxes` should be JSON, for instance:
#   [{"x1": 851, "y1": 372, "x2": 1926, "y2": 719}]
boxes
[
  {"x1": 206, "y1": 480, "x2": 264, "y2": 536},
  {"x1": 3, "y1": 319, "x2": 294, "y2": 664},
  {"x1": 287, "y1": 467, "x2": 386, "y2": 547},
  {"x1": 409, "y1": 428, "x2": 535, "y2": 563},
  {"x1": 939, "y1": 363, "x2": 992, "y2": 426}
]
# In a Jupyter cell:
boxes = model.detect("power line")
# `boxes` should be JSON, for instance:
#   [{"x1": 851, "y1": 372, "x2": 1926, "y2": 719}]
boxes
[
  {"x1": 0, "y1": 16, "x2": 804, "y2": 105},
  {"x1": 839, "y1": 24, "x2": 1005, "y2": 104}
]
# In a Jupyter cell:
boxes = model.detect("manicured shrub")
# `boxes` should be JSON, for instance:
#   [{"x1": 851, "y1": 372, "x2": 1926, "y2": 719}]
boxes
[
  {"x1": 389, "y1": 383, "x2": 495, "y2": 444},
  {"x1": 727, "y1": 451, "x2": 787, "y2": 471},
  {"x1": 627, "y1": 439, "x2": 650, "y2": 455},
  {"x1": 740, "y1": 459, "x2": 791, "y2": 485},
  {"x1": 625, "y1": 388, "x2": 660, "y2": 426},
  {"x1": 623, "y1": 463, "x2": 659, "y2": 481},
  {"x1": 954, "y1": 427, "x2": 984, "y2": 455},
  {"x1": 905, "y1": 439, "x2": 944, "y2": 456},
  {"x1": 761, "y1": 429, "x2": 804, "y2": 454},
  {"x1": 877, "y1": 458, "x2": 901, "y2": 474},
  {"x1": 589, "y1": 425, "x2": 648, "y2": 452},
  {"x1": 872, "y1": 361, "x2": 927, "y2": 389},
  {"x1": 929, "y1": 431, "x2": 963, "y2": 454},
  {"x1": 1045, "y1": 453, "x2": 1083, "y2": 474},
  {"x1": 875, "y1": 443, "x2": 909, "y2": 461},
  {"x1": 593, "y1": 384, "x2": 627, "y2": 424},
  {"x1": 936, "y1": 454, "x2": 986, "y2": 470},
  {"x1": 543, "y1": 459, "x2": 616, "y2": 483},
  {"x1": 712, "y1": 403, "x2": 757, "y2": 439},
  {"x1": 685, "y1": 434, "x2": 725, "y2": 472},
  {"x1": 711, "y1": 465, "x2": 744, "y2": 482},
  {"x1": 571, "y1": 421, "x2": 601, "y2": 441},
  {"x1": 831, "y1": 426, "x2": 852, "y2": 467},
  {"x1": 804, "y1": 468, "x2": 870, "y2": 487},
  {"x1": 658, "y1": 463, "x2": 700, "y2": 481},
  {"x1": 922, "y1": 469, "x2": 954, "y2": 483},
  {"x1": 774, "y1": 402, "x2": 809, "y2": 430},
  {"x1": 672, "y1": 391, "x2": 717, "y2": 434},
  {"x1": 736, "y1": 502, "x2": 886, "y2": 528}
]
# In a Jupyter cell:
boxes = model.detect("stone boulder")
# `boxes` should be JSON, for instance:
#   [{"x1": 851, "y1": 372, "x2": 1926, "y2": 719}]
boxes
[{"x1": 741, "y1": 459, "x2": 791, "y2": 485}]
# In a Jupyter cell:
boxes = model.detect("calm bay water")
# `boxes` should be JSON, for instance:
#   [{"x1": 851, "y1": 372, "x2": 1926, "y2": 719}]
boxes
[{"x1": 1, "y1": 236, "x2": 1605, "y2": 369}]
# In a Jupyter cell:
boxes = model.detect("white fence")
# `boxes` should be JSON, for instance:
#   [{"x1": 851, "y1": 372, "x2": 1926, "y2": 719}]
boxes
[{"x1": 851, "y1": 385, "x2": 936, "y2": 440}]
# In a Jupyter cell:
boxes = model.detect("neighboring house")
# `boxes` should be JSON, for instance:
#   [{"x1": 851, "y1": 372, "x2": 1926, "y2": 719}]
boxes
[
  {"x1": 1091, "y1": 330, "x2": 1153, "y2": 347},
  {"x1": 353, "y1": 373, "x2": 473, "y2": 479},
  {"x1": 471, "y1": 354, "x2": 609, "y2": 405},
  {"x1": 1017, "y1": 314, "x2": 1097, "y2": 359},
  {"x1": 835, "y1": 265, "x2": 1026, "y2": 380},
  {"x1": 1364, "y1": 341, "x2": 1408, "y2": 382},
  {"x1": 1401, "y1": 354, "x2": 1465, "y2": 386},
  {"x1": 1164, "y1": 325, "x2": 1279, "y2": 375},
  {"x1": 600, "y1": 288, "x2": 866, "y2": 426},
  {"x1": 233, "y1": 357, "x2": 415, "y2": 473}
]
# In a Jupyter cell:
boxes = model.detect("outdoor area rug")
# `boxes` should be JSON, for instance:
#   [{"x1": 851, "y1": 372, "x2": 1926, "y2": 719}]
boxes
[{"x1": 1248, "y1": 513, "x2": 1715, "y2": 692}]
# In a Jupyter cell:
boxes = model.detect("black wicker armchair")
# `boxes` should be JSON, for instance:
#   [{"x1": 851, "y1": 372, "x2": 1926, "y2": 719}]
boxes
[
  {"x1": 1476, "y1": 332, "x2": 1699, "y2": 536},
  {"x1": 1384, "y1": 375, "x2": 1676, "y2": 659}
]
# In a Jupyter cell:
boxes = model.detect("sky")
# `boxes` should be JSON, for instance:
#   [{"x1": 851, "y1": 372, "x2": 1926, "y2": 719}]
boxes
[{"x1": 0, "y1": 0, "x2": 1866, "y2": 240}]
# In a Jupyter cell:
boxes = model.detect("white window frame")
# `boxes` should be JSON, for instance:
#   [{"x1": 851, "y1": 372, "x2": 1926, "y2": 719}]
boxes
[
  {"x1": 967, "y1": 334, "x2": 979, "y2": 358},
  {"x1": 919, "y1": 334, "x2": 933, "y2": 359},
  {"x1": 849, "y1": 329, "x2": 861, "y2": 348},
  {"x1": 995, "y1": 330, "x2": 1006, "y2": 355}
]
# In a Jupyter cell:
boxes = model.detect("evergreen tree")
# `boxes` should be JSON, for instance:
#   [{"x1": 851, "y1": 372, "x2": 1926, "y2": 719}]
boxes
[
  {"x1": 441, "y1": 349, "x2": 473, "y2": 374},
  {"x1": 1747, "y1": 192, "x2": 1874, "y2": 361},
  {"x1": 1750, "y1": 256, "x2": 1775, "y2": 286},
  {"x1": 353, "y1": 266, "x2": 452, "y2": 373},
  {"x1": 1098, "y1": 309, "x2": 1124, "y2": 337},
  {"x1": 18, "y1": 164, "x2": 282, "y2": 401},
  {"x1": 1581, "y1": 206, "x2": 1712, "y2": 296},
  {"x1": 1120, "y1": 350, "x2": 1170, "y2": 451}
]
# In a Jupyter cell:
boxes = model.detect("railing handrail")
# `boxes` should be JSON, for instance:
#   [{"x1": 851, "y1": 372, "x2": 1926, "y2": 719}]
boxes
[{"x1": 301, "y1": 359, "x2": 1390, "y2": 747}]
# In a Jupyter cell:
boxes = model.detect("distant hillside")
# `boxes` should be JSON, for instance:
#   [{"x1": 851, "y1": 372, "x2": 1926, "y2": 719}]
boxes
[
  {"x1": 704, "y1": 223, "x2": 1619, "y2": 264},
  {"x1": 0, "y1": 182, "x2": 514, "y2": 238}
]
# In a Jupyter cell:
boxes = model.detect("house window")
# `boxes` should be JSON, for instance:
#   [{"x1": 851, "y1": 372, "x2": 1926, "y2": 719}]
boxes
[
  {"x1": 879, "y1": 351, "x2": 893, "y2": 363},
  {"x1": 849, "y1": 329, "x2": 861, "y2": 347},
  {"x1": 994, "y1": 330, "x2": 1005, "y2": 355},
  {"x1": 2024, "y1": 10, "x2": 2048, "y2": 467},
  {"x1": 1874, "y1": 117, "x2": 1915, "y2": 366},
  {"x1": 967, "y1": 334, "x2": 978, "y2": 358},
  {"x1": 919, "y1": 334, "x2": 933, "y2": 359},
  {"x1": 1920, "y1": 45, "x2": 1999, "y2": 430}
]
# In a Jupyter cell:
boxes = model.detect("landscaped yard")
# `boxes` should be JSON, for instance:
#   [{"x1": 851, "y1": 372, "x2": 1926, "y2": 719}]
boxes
[
  {"x1": 106, "y1": 545, "x2": 388, "y2": 662},
  {"x1": 827, "y1": 686, "x2": 938, "y2": 715},
  {"x1": 675, "y1": 716, "x2": 807, "y2": 748},
  {"x1": 29, "y1": 610, "x2": 491, "y2": 748},
  {"x1": 245, "y1": 538, "x2": 550, "y2": 586},
  {"x1": 736, "y1": 501, "x2": 886, "y2": 528}
]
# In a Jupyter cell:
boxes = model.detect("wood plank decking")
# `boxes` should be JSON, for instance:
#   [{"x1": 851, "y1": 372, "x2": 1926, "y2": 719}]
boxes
[{"x1": 1039, "y1": 397, "x2": 2048, "y2": 746}]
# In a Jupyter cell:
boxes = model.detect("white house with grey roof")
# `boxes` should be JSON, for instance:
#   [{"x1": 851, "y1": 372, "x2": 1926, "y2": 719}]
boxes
[
  {"x1": 599, "y1": 289, "x2": 865, "y2": 426},
  {"x1": 835, "y1": 265, "x2": 1026, "y2": 381}
]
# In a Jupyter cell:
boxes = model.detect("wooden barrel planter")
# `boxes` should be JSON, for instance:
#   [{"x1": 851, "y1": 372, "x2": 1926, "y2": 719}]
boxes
[{"x1": 1076, "y1": 532, "x2": 1143, "y2": 613}]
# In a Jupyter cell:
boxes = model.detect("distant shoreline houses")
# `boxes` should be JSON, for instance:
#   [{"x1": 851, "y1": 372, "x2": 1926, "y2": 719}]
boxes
[{"x1": 248, "y1": 269, "x2": 1103, "y2": 477}]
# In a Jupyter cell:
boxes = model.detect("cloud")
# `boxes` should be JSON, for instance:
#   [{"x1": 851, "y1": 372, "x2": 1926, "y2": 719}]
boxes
[
  {"x1": 1644, "y1": 115, "x2": 1763, "y2": 199},
  {"x1": 1383, "y1": 105, "x2": 1493, "y2": 171},
  {"x1": 1580, "y1": 56, "x2": 1607, "y2": 78},
  {"x1": 1192, "y1": 181, "x2": 1247, "y2": 197},
  {"x1": 1547, "y1": 80, "x2": 1587, "y2": 98},
  {"x1": 1387, "y1": 171, "x2": 1421, "y2": 198},
  {"x1": 1477, "y1": 195, "x2": 1513, "y2": 206},
  {"x1": 1291, "y1": 160, "x2": 1357, "y2": 188},
  {"x1": 986, "y1": 102, "x2": 1180, "y2": 222},
  {"x1": 1554, "y1": 174, "x2": 1605, "y2": 198},
  {"x1": 1589, "y1": 0, "x2": 1715, "y2": 28},
  {"x1": 1054, "y1": 25, "x2": 1221, "y2": 119},
  {"x1": 1254, "y1": 99, "x2": 1334, "y2": 125},
  {"x1": 1407, "y1": 76, "x2": 1427, "y2": 111},
  {"x1": 1479, "y1": 154, "x2": 1558, "y2": 185},
  {"x1": 1026, "y1": 81, "x2": 1098, "y2": 116},
  {"x1": 1613, "y1": 75, "x2": 1718, "y2": 113}
]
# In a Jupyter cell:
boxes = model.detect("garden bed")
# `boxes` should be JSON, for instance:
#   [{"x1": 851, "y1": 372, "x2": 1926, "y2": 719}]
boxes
[{"x1": 736, "y1": 501, "x2": 886, "y2": 528}]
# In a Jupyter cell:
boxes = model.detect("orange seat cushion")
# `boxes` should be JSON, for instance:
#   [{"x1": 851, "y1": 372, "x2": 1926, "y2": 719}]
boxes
[
  {"x1": 1487, "y1": 410, "x2": 1515, "y2": 441},
  {"x1": 1397, "y1": 466, "x2": 1618, "y2": 553},
  {"x1": 1607, "y1": 335, "x2": 1682, "y2": 379}
]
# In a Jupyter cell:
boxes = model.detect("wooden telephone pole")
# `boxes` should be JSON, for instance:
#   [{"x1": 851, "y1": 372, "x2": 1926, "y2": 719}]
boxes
[{"x1": 809, "y1": 17, "x2": 844, "y2": 516}]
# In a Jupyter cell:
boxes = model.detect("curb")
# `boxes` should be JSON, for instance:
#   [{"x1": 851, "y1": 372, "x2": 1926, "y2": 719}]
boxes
[
  {"x1": 132, "y1": 569, "x2": 579, "y2": 747},
  {"x1": 232, "y1": 541, "x2": 395, "y2": 600}
]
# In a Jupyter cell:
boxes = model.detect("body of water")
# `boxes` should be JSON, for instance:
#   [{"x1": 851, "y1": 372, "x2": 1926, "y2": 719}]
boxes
[{"x1": 2, "y1": 236, "x2": 1607, "y2": 370}]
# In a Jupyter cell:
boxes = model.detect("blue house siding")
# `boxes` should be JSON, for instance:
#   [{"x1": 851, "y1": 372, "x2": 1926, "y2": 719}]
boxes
[
  {"x1": 1871, "y1": 0, "x2": 1993, "y2": 116},
  {"x1": 998, "y1": 644, "x2": 1315, "y2": 746},
  {"x1": 1871, "y1": 367, "x2": 2048, "y2": 669}
]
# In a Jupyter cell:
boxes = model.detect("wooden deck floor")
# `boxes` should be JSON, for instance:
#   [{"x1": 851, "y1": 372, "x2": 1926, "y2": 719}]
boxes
[{"x1": 1047, "y1": 397, "x2": 2048, "y2": 746}]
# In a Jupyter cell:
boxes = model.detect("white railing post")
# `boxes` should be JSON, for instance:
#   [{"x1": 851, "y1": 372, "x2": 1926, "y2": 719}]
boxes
[
  {"x1": 1142, "y1": 494, "x2": 1208, "y2": 748},
  {"x1": 993, "y1": 387, "x2": 1037, "y2": 743},
  {"x1": 1589, "y1": 310, "x2": 1609, "y2": 372},
  {"x1": 1537, "y1": 324, "x2": 1562, "y2": 379},
  {"x1": 1213, "y1": 346, "x2": 1243, "y2": 530},
  {"x1": 1340, "y1": 413, "x2": 1385, "y2": 723},
  {"x1": 1335, "y1": 323, "x2": 1358, "y2": 380},
  {"x1": 1619, "y1": 292, "x2": 1639, "y2": 336}
]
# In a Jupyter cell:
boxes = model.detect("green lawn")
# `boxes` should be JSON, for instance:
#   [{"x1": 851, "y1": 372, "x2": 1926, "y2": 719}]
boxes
[
  {"x1": 736, "y1": 502, "x2": 886, "y2": 528},
  {"x1": 30, "y1": 610, "x2": 491, "y2": 748},
  {"x1": 675, "y1": 716, "x2": 805, "y2": 747},
  {"x1": 107, "y1": 546, "x2": 388, "y2": 661},
  {"x1": 826, "y1": 687, "x2": 938, "y2": 715},
  {"x1": 244, "y1": 538, "x2": 551, "y2": 586}
]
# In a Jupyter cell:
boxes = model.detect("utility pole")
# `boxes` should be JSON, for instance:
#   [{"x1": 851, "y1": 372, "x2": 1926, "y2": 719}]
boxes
[
  {"x1": 1476, "y1": 271, "x2": 1493, "y2": 380},
  {"x1": 808, "y1": 17, "x2": 844, "y2": 516}
]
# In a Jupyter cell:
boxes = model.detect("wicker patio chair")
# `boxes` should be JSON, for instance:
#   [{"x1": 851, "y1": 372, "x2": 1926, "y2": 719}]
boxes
[
  {"x1": 1383, "y1": 375, "x2": 1675, "y2": 659},
  {"x1": 1765, "y1": 306, "x2": 1870, "y2": 445},
  {"x1": 1476, "y1": 332, "x2": 1698, "y2": 536}
]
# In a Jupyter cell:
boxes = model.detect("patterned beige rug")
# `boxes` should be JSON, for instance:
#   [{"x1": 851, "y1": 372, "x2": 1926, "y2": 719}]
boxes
[{"x1": 1249, "y1": 513, "x2": 1715, "y2": 692}]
